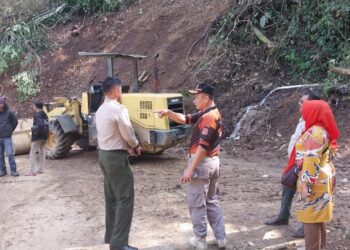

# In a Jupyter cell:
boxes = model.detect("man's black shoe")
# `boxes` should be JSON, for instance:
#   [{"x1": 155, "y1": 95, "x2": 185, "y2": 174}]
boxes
[
  {"x1": 110, "y1": 245, "x2": 138, "y2": 250},
  {"x1": 265, "y1": 217, "x2": 289, "y2": 226},
  {"x1": 0, "y1": 171, "x2": 7, "y2": 177},
  {"x1": 292, "y1": 224, "x2": 305, "y2": 238},
  {"x1": 11, "y1": 171, "x2": 19, "y2": 177}
]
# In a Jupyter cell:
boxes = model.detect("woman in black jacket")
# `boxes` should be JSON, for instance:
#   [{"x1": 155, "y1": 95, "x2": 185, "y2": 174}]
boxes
[{"x1": 26, "y1": 100, "x2": 49, "y2": 176}]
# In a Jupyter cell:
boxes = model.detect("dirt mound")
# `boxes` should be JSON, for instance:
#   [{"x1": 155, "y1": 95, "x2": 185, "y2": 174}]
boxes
[{"x1": 1, "y1": 0, "x2": 232, "y2": 115}]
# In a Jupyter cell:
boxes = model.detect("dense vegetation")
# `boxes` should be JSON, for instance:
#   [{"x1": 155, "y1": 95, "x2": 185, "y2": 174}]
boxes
[
  {"x1": 0, "y1": 0, "x2": 132, "y2": 100},
  {"x1": 203, "y1": 0, "x2": 350, "y2": 95}
]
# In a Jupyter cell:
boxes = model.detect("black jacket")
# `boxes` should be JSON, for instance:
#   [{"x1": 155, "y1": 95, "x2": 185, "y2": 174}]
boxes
[
  {"x1": 31, "y1": 111, "x2": 49, "y2": 141},
  {"x1": 0, "y1": 104, "x2": 18, "y2": 138}
]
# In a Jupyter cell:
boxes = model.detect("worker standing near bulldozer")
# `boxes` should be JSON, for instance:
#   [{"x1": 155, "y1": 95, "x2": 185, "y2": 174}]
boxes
[
  {"x1": 95, "y1": 77, "x2": 141, "y2": 250},
  {"x1": 157, "y1": 83, "x2": 227, "y2": 250},
  {"x1": 0, "y1": 97, "x2": 19, "y2": 177},
  {"x1": 26, "y1": 100, "x2": 49, "y2": 176}
]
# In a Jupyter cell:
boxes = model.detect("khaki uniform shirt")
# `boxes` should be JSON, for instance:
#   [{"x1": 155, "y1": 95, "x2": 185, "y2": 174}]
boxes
[{"x1": 95, "y1": 97, "x2": 139, "y2": 150}]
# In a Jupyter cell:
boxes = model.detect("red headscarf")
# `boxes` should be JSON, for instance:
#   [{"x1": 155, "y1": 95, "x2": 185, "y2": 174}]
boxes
[{"x1": 283, "y1": 100, "x2": 339, "y2": 174}]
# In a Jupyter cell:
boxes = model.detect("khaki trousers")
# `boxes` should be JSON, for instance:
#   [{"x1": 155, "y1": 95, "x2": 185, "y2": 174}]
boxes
[
  {"x1": 304, "y1": 223, "x2": 326, "y2": 250},
  {"x1": 30, "y1": 140, "x2": 46, "y2": 173},
  {"x1": 186, "y1": 156, "x2": 226, "y2": 241}
]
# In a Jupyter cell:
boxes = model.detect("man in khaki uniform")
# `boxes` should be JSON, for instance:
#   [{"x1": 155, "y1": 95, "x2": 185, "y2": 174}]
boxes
[
  {"x1": 95, "y1": 77, "x2": 141, "y2": 250},
  {"x1": 158, "y1": 83, "x2": 226, "y2": 250}
]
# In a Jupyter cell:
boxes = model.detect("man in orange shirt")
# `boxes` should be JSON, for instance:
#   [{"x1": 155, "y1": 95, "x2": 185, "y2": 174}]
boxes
[{"x1": 158, "y1": 83, "x2": 226, "y2": 250}]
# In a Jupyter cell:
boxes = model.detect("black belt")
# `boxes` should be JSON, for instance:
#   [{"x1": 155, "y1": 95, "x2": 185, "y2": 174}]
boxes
[{"x1": 99, "y1": 149, "x2": 127, "y2": 153}]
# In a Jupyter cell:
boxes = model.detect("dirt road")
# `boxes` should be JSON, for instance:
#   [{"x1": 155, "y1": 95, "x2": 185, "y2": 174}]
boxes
[{"x1": 0, "y1": 144, "x2": 349, "y2": 250}]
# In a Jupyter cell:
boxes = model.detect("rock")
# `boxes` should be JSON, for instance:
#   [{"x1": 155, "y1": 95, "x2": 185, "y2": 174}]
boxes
[
  {"x1": 263, "y1": 83, "x2": 273, "y2": 91},
  {"x1": 248, "y1": 241, "x2": 255, "y2": 247},
  {"x1": 345, "y1": 230, "x2": 350, "y2": 240},
  {"x1": 278, "y1": 143, "x2": 286, "y2": 151},
  {"x1": 262, "y1": 174, "x2": 269, "y2": 178},
  {"x1": 115, "y1": 20, "x2": 124, "y2": 29},
  {"x1": 71, "y1": 24, "x2": 79, "y2": 30},
  {"x1": 276, "y1": 132, "x2": 282, "y2": 137},
  {"x1": 263, "y1": 229, "x2": 281, "y2": 240},
  {"x1": 342, "y1": 178, "x2": 348, "y2": 183},
  {"x1": 101, "y1": 16, "x2": 108, "y2": 23},
  {"x1": 71, "y1": 29, "x2": 80, "y2": 37}
]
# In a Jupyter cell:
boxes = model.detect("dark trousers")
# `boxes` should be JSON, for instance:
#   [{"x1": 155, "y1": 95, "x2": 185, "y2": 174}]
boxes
[
  {"x1": 278, "y1": 185, "x2": 296, "y2": 221},
  {"x1": 0, "y1": 137, "x2": 17, "y2": 173},
  {"x1": 98, "y1": 150, "x2": 134, "y2": 249},
  {"x1": 304, "y1": 223, "x2": 326, "y2": 250}
]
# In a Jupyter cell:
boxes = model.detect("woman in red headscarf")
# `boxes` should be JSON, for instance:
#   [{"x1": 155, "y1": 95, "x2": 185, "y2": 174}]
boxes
[{"x1": 294, "y1": 100, "x2": 339, "y2": 250}]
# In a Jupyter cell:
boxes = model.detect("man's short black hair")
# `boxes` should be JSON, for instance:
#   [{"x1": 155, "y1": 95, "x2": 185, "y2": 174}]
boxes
[
  {"x1": 101, "y1": 77, "x2": 122, "y2": 93},
  {"x1": 304, "y1": 89, "x2": 321, "y2": 100},
  {"x1": 33, "y1": 100, "x2": 44, "y2": 109}
]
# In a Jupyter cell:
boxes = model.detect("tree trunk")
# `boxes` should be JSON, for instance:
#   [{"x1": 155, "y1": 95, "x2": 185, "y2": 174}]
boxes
[{"x1": 329, "y1": 67, "x2": 350, "y2": 77}]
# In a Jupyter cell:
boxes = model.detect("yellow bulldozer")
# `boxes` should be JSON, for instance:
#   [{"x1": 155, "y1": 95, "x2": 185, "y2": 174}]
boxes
[{"x1": 36, "y1": 52, "x2": 191, "y2": 159}]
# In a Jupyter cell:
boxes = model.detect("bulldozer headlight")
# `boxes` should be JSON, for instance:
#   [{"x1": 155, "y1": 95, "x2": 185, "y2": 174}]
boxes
[{"x1": 168, "y1": 98, "x2": 180, "y2": 103}]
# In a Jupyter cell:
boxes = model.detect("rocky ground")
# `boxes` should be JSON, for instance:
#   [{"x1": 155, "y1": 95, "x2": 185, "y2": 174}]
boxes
[{"x1": 0, "y1": 143, "x2": 349, "y2": 250}]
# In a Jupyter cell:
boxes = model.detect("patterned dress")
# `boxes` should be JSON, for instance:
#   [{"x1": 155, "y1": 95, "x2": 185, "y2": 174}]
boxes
[{"x1": 295, "y1": 125, "x2": 336, "y2": 223}]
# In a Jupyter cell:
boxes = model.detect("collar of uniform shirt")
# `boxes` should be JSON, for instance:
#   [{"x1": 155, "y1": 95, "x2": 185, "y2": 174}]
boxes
[{"x1": 104, "y1": 96, "x2": 119, "y2": 103}]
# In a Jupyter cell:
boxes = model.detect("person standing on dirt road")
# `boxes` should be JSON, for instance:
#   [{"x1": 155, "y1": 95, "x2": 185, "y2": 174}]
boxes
[
  {"x1": 157, "y1": 83, "x2": 227, "y2": 250},
  {"x1": 95, "y1": 77, "x2": 141, "y2": 250},
  {"x1": 296, "y1": 100, "x2": 338, "y2": 250},
  {"x1": 0, "y1": 96, "x2": 19, "y2": 177},
  {"x1": 265, "y1": 90, "x2": 320, "y2": 238},
  {"x1": 26, "y1": 100, "x2": 49, "y2": 176}
]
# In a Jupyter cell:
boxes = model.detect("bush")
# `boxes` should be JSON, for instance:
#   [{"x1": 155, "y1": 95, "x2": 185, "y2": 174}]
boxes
[
  {"x1": 210, "y1": 0, "x2": 350, "y2": 96},
  {"x1": 11, "y1": 70, "x2": 40, "y2": 101},
  {"x1": 0, "y1": 18, "x2": 53, "y2": 77},
  {"x1": 0, "y1": 0, "x2": 133, "y2": 77},
  {"x1": 271, "y1": 1, "x2": 349, "y2": 81}
]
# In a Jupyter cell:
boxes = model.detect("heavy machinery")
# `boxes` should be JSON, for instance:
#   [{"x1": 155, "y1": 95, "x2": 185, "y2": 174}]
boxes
[
  {"x1": 12, "y1": 118, "x2": 33, "y2": 155},
  {"x1": 42, "y1": 52, "x2": 191, "y2": 159}
]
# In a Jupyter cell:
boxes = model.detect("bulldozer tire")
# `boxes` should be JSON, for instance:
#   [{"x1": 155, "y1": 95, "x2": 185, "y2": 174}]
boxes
[{"x1": 46, "y1": 120, "x2": 77, "y2": 159}]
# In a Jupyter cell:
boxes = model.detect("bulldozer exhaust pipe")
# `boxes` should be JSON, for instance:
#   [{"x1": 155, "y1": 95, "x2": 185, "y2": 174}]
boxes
[{"x1": 152, "y1": 53, "x2": 160, "y2": 93}]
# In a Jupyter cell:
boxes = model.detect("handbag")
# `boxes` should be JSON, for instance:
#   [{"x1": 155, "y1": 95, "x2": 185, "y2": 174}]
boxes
[
  {"x1": 281, "y1": 145, "x2": 330, "y2": 189},
  {"x1": 281, "y1": 164, "x2": 300, "y2": 190}
]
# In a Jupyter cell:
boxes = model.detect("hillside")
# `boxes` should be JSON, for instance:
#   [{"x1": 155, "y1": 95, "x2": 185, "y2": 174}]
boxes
[
  {"x1": 2, "y1": 0, "x2": 229, "y2": 106},
  {"x1": 0, "y1": 1, "x2": 349, "y2": 249},
  {"x1": 1, "y1": 0, "x2": 349, "y2": 147}
]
